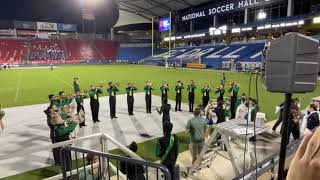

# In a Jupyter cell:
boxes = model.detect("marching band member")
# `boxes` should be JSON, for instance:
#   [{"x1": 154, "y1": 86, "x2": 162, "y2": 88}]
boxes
[
  {"x1": 247, "y1": 98, "x2": 259, "y2": 141},
  {"x1": 88, "y1": 85, "x2": 103, "y2": 123},
  {"x1": 201, "y1": 83, "x2": 211, "y2": 108},
  {"x1": 51, "y1": 110, "x2": 79, "y2": 169},
  {"x1": 73, "y1": 78, "x2": 80, "y2": 93},
  {"x1": 108, "y1": 82, "x2": 119, "y2": 119},
  {"x1": 54, "y1": 91, "x2": 73, "y2": 109},
  {"x1": 187, "y1": 80, "x2": 196, "y2": 112},
  {"x1": 160, "y1": 81, "x2": 169, "y2": 105},
  {"x1": 157, "y1": 98, "x2": 171, "y2": 124},
  {"x1": 215, "y1": 83, "x2": 225, "y2": 102},
  {"x1": 0, "y1": 105, "x2": 5, "y2": 132},
  {"x1": 228, "y1": 81, "x2": 240, "y2": 119},
  {"x1": 175, "y1": 81, "x2": 184, "y2": 112},
  {"x1": 126, "y1": 83, "x2": 138, "y2": 116},
  {"x1": 75, "y1": 91, "x2": 88, "y2": 127},
  {"x1": 144, "y1": 81, "x2": 154, "y2": 114},
  {"x1": 221, "y1": 73, "x2": 226, "y2": 85},
  {"x1": 304, "y1": 103, "x2": 320, "y2": 135}
]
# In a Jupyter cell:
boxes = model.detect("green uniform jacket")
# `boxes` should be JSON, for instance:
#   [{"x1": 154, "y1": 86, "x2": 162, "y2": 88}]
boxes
[
  {"x1": 55, "y1": 122, "x2": 77, "y2": 137},
  {"x1": 54, "y1": 98, "x2": 72, "y2": 109},
  {"x1": 76, "y1": 94, "x2": 88, "y2": 105},
  {"x1": 175, "y1": 85, "x2": 184, "y2": 93},
  {"x1": 144, "y1": 86, "x2": 153, "y2": 95},
  {"x1": 201, "y1": 88, "x2": 211, "y2": 96},
  {"x1": 250, "y1": 105, "x2": 260, "y2": 122},
  {"x1": 228, "y1": 85, "x2": 240, "y2": 97},
  {"x1": 107, "y1": 87, "x2": 119, "y2": 96},
  {"x1": 88, "y1": 89, "x2": 103, "y2": 100},
  {"x1": 0, "y1": 110, "x2": 5, "y2": 119},
  {"x1": 126, "y1": 87, "x2": 137, "y2": 96},
  {"x1": 73, "y1": 81, "x2": 80, "y2": 93}
]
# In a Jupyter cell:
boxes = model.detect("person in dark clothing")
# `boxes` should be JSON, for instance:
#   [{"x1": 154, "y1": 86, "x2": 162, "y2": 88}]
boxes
[
  {"x1": 202, "y1": 83, "x2": 211, "y2": 108},
  {"x1": 107, "y1": 82, "x2": 120, "y2": 119},
  {"x1": 305, "y1": 103, "x2": 320, "y2": 133},
  {"x1": 214, "y1": 101, "x2": 230, "y2": 124},
  {"x1": 215, "y1": 84, "x2": 225, "y2": 102},
  {"x1": 175, "y1": 81, "x2": 184, "y2": 111},
  {"x1": 272, "y1": 102, "x2": 285, "y2": 132},
  {"x1": 157, "y1": 98, "x2": 171, "y2": 123},
  {"x1": 160, "y1": 82, "x2": 169, "y2": 105},
  {"x1": 75, "y1": 91, "x2": 88, "y2": 127},
  {"x1": 156, "y1": 122, "x2": 179, "y2": 180},
  {"x1": 73, "y1": 78, "x2": 80, "y2": 93},
  {"x1": 120, "y1": 142, "x2": 146, "y2": 180},
  {"x1": 88, "y1": 85, "x2": 103, "y2": 123},
  {"x1": 44, "y1": 94, "x2": 56, "y2": 143},
  {"x1": 187, "y1": 80, "x2": 196, "y2": 112},
  {"x1": 286, "y1": 104, "x2": 301, "y2": 144},
  {"x1": 144, "y1": 81, "x2": 154, "y2": 113},
  {"x1": 228, "y1": 81, "x2": 240, "y2": 119},
  {"x1": 126, "y1": 83, "x2": 138, "y2": 116}
]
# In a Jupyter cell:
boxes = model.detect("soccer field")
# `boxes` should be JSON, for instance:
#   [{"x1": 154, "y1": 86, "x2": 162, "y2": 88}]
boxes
[{"x1": 1, "y1": 64, "x2": 319, "y2": 121}]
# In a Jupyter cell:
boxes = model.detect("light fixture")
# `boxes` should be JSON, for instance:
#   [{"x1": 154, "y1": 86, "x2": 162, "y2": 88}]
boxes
[
  {"x1": 257, "y1": 10, "x2": 267, "y2": 20},
  {"x1": 313, "y1": 16, "x2": 320, "y2": 24}
]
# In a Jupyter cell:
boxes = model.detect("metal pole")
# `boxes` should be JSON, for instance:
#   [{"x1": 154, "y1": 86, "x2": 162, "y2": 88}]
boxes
[
  {"x1": 100, "y1": 135, "x2": 107, "y2": 179},
  {"x1": 169, "y1": 12, "x2": 172, "y2": 57},
  {"x1": 278, "y1": 93, "x2": 292, "y2": 180},
  {"x1": 152, "y1": 17, "x2": 154, "y2": 57}
]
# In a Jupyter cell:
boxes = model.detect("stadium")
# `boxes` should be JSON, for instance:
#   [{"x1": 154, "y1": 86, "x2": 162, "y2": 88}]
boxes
[{"x1": 0, "y1": 0, "x2": 319, "y2": 179}]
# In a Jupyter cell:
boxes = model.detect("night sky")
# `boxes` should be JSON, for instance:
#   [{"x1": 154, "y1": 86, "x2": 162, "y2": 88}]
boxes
[{"x1": 0, "y1": 0, "x2": 119, "y2": 33}]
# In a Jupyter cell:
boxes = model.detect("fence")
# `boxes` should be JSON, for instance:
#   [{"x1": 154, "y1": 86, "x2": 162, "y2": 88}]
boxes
[{"x1": 60, "y1": 146, "x2": 171, "y2": 180}]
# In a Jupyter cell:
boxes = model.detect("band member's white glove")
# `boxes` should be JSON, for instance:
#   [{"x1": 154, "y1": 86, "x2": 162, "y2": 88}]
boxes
[{"x1": 275, "y1": 106, "x2": 281, "y2": 114}]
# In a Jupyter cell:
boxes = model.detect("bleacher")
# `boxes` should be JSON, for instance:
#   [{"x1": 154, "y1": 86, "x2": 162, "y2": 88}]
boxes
[
  {"x1": 116, "y1": 47, "x2": 152, "y2": 62},
  {"x1": 147, "y1": 42, "x2": 266, "y2": 68},
  {"x1": 29, "y1": 39, "x2": 66, "y2": 61},
  {"x1": 65, "y1": 39, "x2": 102, "y2": 61},
  {"x1": 95, "y1": 40, "x2": 120, "y2": 60},
  {"x1": 0, "y1": 39, "x2": 27, "y2": 64}
]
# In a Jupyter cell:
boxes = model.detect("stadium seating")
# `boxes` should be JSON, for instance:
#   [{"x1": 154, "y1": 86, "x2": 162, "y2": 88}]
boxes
[
  {"x1": 0, "y1": 39, "x2": 27, "y2": 64},
  {"x1": 148, "y1": 43, "x2": 266, "y2": 68},
  {"x1": 65, "y1": 39, "x2": 102, "y2": 61},
  {"x1": 116, "y1": 47, "x2": 152, "y2": 62},
  {"x1": 29, "y1": 39, "x2": 66, "y2": 61},
  {"x1": 95, "y1": 40, "x2": 120, "y2": 60}
]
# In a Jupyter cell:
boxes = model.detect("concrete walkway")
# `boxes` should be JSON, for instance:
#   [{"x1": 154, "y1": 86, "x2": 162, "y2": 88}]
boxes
[{"x1": 0, "y1": 93, "x2": 193, "y2": 178}]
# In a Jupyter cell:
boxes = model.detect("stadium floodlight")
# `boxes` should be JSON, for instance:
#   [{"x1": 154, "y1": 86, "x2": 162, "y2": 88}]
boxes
[
  {"x1": 298, "y1": 20, "x2": 304, "y2": 25},
  {"x1": 313, "y1": 16, "x2": 320, "y2": 24},
  {"x1": 257, "y1": 11, "x2": 267, "y2": 20},
  {"x1": 257, "y1": 26, "x2": 265, "y2": 30}
]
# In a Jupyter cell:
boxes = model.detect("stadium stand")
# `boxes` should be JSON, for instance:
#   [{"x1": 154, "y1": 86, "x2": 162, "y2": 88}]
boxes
[
  {"x1": 116, "y1": 47, "x2": 152, "y2": 62},
  {"x1": 94, "y1": 40, "x2": 120, "y2": 60},
  {"x1": 29, "y1": 39, "x2": 66, "y2": 61},
  {"x1": 0, "y1": 39, "x2": 28, "y2": 64},
  {"x1": 65, "y1": 39, "x2": 102, "y2": 61}
]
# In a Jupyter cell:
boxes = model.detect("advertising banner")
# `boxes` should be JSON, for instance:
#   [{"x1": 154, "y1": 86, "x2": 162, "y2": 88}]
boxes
[
  {"x1": 37, "y1": 22, "x2": 58, "y2": 31},
  {"x1": 16, "y1": 30, "x2": 37, "y2": 36},
  {"x1": 57, "y1": 23, "x2": 77, "y2": 32},
  {"x1": 159, "y1": 17, "x2": 171, "y2": 32},
  {"x1": 178, "y1": 0, "x2": 283, "y2": 22},
  {"x1": 0, "y1": 29, "x2": 14, "y2": 36},
  {"x1": 14, "y1": 21, "x2": 37, "y2": 30}
]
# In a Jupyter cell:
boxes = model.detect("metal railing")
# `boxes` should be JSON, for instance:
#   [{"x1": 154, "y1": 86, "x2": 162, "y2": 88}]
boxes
[
  {"x1": 232, "y1": 139, "x2": 301, "y2": 180},
  {"x1": 0, "y1": 133, "x2": 169, "y2": 180},
  {"x1": 60, "y1": 146, "x2": 171, "y2": 180}
]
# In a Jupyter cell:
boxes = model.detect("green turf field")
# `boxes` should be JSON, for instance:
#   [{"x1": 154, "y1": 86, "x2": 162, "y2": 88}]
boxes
[{"x1": 0, "y1": 64, "x2": 319, "y2": 120}]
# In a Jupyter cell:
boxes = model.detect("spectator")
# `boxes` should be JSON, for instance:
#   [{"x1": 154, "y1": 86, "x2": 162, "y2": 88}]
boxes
[
  {"x1": 120, "y1": 141, "x2": 145, "y2": 180},
  {"x1": 79, "y1": 154, "x2": 100, "y2": 180},
  {"x1": 186, "y1": 107, "x2": 207, "y2": 164},
  {"x1": 156, "y1": 122, "x2": 179, "y2": 179},
  {"x1": 304, "y1": 103, "x2": 320, "y2": 134}
]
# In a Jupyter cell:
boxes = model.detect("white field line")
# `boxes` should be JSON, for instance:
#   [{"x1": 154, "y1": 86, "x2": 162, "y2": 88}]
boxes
[
  {"x1": 49, "y1": 72, "x2": 73, "y2": 88},
  {"x1": 14, "y1": 71, "x2": 22, "y2": 102}
]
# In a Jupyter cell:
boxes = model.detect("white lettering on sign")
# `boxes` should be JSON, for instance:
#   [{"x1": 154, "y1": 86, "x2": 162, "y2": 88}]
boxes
[
  {"x1": 206, "y1": 47, "x2": 230, "y2": 58},
  {"x1": 175, "y1": 48, "x2": 215, "y2": 59},
  {"x1": 223, "y1": 46, "x2": 247, "y2": 59},
  {"x1": 182, "y1": 0, "x2": 261, "y2": 21},
  {"x1": 154, "y1": 49, "x2": 187, "y2": 58}
]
